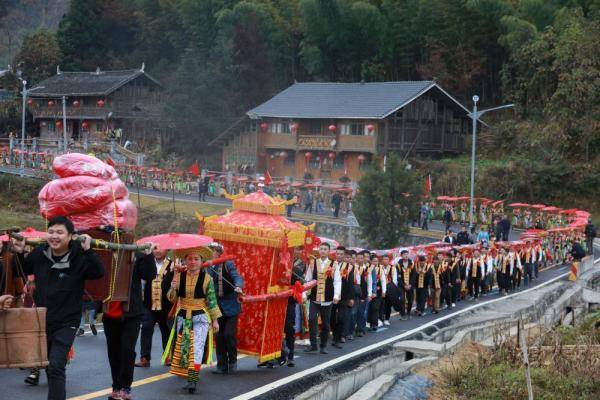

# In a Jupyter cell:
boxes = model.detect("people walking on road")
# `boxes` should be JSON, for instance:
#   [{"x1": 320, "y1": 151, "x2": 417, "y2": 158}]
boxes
[
  {"x1": 443, "y1": 207, "x2": 453, "y2": 231},
  {"x1": 303, "y1": 189, "x2": 314, "y2": 214},
  {"x1": 332, "y1": 191, "x2": 342, "y2": 218},
  {"x1": 207, "y1": 243, "x2": 244, "y2": 375},
  {"x1": 584, "y1": 218, "x2": 596, "y2": 255}
]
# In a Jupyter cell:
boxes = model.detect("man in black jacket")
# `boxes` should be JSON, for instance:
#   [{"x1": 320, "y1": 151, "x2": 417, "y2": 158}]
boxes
[
  {"x1": 12, "y1": 216, "x2": 104, "y2": 400},
  {"x1": 585, "y1": 219, "x2": 596, "y2": 255},
  {"x1": 135, "y1": 245, "x2": 174, "y2": 368},
  {"x1": 103, "y1": 243, "x2": 157, "y2": 400},
  {"x1": 456, "y1": 225, "x2": 470, "y2": 245}
]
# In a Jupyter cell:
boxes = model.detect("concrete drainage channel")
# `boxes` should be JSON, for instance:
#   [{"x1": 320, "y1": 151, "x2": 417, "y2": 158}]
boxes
[{"x1": 284, "y1": 258, "x2": 600, "y2": 400}]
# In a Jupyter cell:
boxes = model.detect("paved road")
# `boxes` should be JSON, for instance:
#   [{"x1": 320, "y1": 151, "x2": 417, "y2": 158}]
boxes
[{"x1": 0, "y1": 260, "x2": 580, "y2": 400}]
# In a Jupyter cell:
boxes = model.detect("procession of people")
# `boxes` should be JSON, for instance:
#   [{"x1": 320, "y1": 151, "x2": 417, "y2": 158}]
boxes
[{"x1": 0, "y1": 208, "x2": 592, "y2": 399}]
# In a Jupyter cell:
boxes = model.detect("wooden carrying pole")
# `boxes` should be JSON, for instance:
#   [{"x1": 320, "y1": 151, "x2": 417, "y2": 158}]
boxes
[{"x1": 6, "y1": 230, "x2": 151, "y2": 252}]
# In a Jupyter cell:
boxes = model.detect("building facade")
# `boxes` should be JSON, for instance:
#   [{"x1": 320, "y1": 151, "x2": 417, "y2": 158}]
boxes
[
  {"x1": 211, "y1": 81, "x2": 477, "y2": 182},
  {"x1": 27, "y1": 66, "x2": 164, "y2": 147}
]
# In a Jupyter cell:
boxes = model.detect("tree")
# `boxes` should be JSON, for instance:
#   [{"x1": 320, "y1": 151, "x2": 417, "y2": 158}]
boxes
[
  {"x1": 353, "y1": 154, "x2": 422, "y2": 249},
  {"x1": 13, "y1": 30, "x2": 62, "y2": 84}
]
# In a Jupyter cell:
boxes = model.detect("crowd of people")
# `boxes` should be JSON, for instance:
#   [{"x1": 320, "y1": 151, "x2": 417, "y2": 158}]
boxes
[{"x1": 0, "y1": 211, "x2": 594, "y2": 400}]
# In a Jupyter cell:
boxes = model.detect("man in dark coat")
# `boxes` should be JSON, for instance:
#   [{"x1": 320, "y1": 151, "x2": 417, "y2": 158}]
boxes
[
  {"x1": 584, "y1": 219, "x2": 596, "y2": 255},
  {"x1": 332, "y1": 192, "x2": 342, "y2": 218},
  {"x1": 456, "y1": 225, "x2": 470, "y2": 245},
  {"x1": 11, "y1": 216, "x2": 105, "y2": 400}
]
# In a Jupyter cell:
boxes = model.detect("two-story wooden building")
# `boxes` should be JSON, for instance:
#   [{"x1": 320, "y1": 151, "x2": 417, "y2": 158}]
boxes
[
  {"x1": 27, "y1": 66, "x2": 164, "y2": 146},
  {"x1": 211, "y1": 81, "x2": 479, "y2": 181}
]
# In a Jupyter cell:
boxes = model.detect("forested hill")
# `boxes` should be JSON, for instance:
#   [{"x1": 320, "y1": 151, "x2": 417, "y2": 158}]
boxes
[{"x1": 2, "y1": 1, "x2": 599, "y2": 196}]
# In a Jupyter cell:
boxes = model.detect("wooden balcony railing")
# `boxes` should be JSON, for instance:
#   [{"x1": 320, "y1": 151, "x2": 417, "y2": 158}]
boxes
[{"x1": 31, "y1": 105, "x2": 112, "y2": 120}]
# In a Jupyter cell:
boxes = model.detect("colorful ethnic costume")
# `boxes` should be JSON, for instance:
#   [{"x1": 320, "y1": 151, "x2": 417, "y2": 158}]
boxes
[{"x1": 163, "y1": 268, "x2": 222, "y2": 386}]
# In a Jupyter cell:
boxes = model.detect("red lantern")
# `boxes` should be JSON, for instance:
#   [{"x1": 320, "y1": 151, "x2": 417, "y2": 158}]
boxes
[
  {"x1": 97, "y1": 99, "x2": 105, "y2": 107},
  {"x1": 27, "y1": 99, "x2": 34, "y2": 105},
  {"x1": 260, "y1": 122, "x2": 269, "y2": 132},
  {"x1": 73, "y1": 100, "x2": 80, "y2": 107},
  {"x1": 48, "y1": 100, "x2": 55, "y2": 107},
  {"x1": 279, "y1": 151, "x2": 288, "y2": 158},
  {"x1": 328, "y1": 152, "x2": 336, "y2": 160},
  {"x1": 82, "y1": 121, "x2": 89, "y2": 129},
  {"x1": 367, "y1": 124, "x2": 375, "y2": 133},
  {"x1": 357, "y1": 154, "x2": 366, "y2": 163},
  {"x1": 305, "y1": 152, "x2": 312, "y2": 161},
  {"x1": 291, "y1": 123, "x2": 299, "y2": 134},
  {"x1": 56, "y1": 120, "x2": 62, "y2": 128},
  {"x1": 328, "y1": 124, "x2": 337, "y2": 133}
]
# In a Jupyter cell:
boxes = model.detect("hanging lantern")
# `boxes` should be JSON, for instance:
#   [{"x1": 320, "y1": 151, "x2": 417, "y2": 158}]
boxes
[
  {"x1": 367, "y1": 124, "x2": 375, "y2": 133},
  {"x1": 328, "y1": 124, "x2": 337, "y2": 133},
  {"x1": 56, "y1": 120, "x2": 63, "y2": 128},
  {"x1": 290, "y1": 123, "x2": 299, "y2": 134},
  {"x1": 305, "y1": 152, "x2": 312, "y2": 161},
  {"x1": 357, "y1": 154, "x2": 366, "y2": 164},
  {"x1": 48, "y1": 100, "x2": 55, "y2": 107},
  {"x1": 82, "y1": 121, "x2": 89, "y2": 129},
  {"x1": 260, "y1": 122, "x2": 269, "y2": 132},
  {"x1": 328, "y1": 152, "x2": 336, "y2": 160},
  {"x1": 97, "y1": 99, "x2": 105, "y2": 107},
  {"x1": 73, "y1": 100, "x2": 80, "y2": 107},
  {"x1": 27, "y1": 99, "x2": 34, "y2": 105},
  {"x1": 279, "y1": 151, "x2": 288, "y2": 158}
]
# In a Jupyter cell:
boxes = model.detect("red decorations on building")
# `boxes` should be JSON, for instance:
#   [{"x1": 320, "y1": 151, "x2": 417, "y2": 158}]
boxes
[
  {"x1": 260, "y1": 122, "x2": 269, "y2": 132},
  {"x1": 328, "y1": 152, "x2": 336, "y2": 160},
  {"x1": 73, "y1": 100, "x2": 80, "y2": 107},
  {"x1": 304, "y1": 152, "x2": 312, "y2": 161},
  {"x1": 56, "y1": 121, "x2": 63, "y2": 128},
  {"x1": 367, "y1": 124, "x2": 375, "y2": 133},
  {"x1": 27, "y1": 99, "x2": 34, "y2": 105},
  {"x1": 357, "y1": 154, "x2": 366, "y2": 163},
  {"x1": 290, "y1": 123, "x2": 299, "y2": 134},
  {"x1": 97, "y1": 99, "x2": 105, "y2": 107},
  {"x1": 279, "y1": 151, "x2": 288, "y2": 158},
  {"x1": 48, "y1": 100, "x2": 55, "y2": 107},
  {"x1": 328, "y1": 124, "x2": 337, "y2": 133},
  {"x1": 82, "y1": 121, "x2": 89, "y2": 129}
]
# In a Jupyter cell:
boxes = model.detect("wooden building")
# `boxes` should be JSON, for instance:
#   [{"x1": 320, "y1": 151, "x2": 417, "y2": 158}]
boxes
[
  {"x1": 211, "y1": 81, "x2": 481, "y2": 181},
  {"x1": 27, "y1": 66, "x2": 164, "y2": 147}
]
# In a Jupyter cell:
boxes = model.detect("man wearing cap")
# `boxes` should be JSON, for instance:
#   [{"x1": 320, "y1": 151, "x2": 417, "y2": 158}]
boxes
[
  {"x1": 207, "y1": 243, "x2": 244, "y2": 374},
  {"x1": 304, "y1": 242, "x2": 341, "y2": 354}
]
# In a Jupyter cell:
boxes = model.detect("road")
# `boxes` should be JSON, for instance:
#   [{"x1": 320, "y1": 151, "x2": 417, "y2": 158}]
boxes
[{"x1": 0, "y1": 260, "x2": 580, "y2": 400}]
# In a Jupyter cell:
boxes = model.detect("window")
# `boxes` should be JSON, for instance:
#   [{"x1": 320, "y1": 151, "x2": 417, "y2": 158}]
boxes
[
  {"x1": 249, "y1": 120, "x2": 258, "y2": 132},
  {"x1": 308, "y1": 121, "x2": 321, "y2": 135},
  {"x1": 48, "y1": 122, "x2": 55, "y2": 133},
  {"x1": 350, "y1": 123, "x2": 365, "y2": 136},
  {"x1": 333, "y1": 154, "x2": 345, "y2": 170},
  {"x1": 309, "y1": 159, "x2": 320, "y2": 169},
  {"x1": 284, "y1": 151, "x2": 296, "y2": 166},
  {"x1": 340, "y1": 123, "x2": 371, "y2": 136},
  {"x1": 269, "y1": 122, "x2": 291, "y2": 134}
]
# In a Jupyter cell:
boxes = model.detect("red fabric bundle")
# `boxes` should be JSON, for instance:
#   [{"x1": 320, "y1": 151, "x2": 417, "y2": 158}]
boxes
[
  {"x1": 53, "y1": 153, "x2": 118, "y2": 180},
  {"x1": 38, "y1": 153, "x2": 138, "y2": 231},
  {"x1": 39, "y1": 176, "x2": 128, "y2": 218},
  {"x1": 69, "y1": 199, "x2": 138, "y2": 231}
]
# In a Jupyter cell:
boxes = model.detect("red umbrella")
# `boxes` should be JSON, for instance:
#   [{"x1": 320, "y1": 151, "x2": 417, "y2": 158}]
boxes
[
  {"x1": 136, "y1": 233, "x2": 213, "y2": 250},
  {"x1": 542, "y1": 206, "x2": 561, "y2": 213},
  {"x1": 531, "y1": 204, "x2": 546, "y2": 210},
  {"x1": 560, "y1": 209, "x2": 578, "y2": 215},
  {"x1": 509, "y1": 202, "x2": 530, "y2": 208},
  {"x1": 575, "y1": 210, "x2": 590, "y2": 218}
]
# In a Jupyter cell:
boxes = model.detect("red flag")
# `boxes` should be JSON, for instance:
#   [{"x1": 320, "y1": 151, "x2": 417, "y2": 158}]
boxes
[
  {"x1": 424, "y1": 174, "x2": 432, "y2": 196},
  {"x1": 105, "y1": 156, "x2": 116, "y2": 167},
  {"x1": 264, "y1": 170, "x2": 273, "y2": 185},
  {"x1": 188, "y1": 160, "x2": 200, "y2": 176}
]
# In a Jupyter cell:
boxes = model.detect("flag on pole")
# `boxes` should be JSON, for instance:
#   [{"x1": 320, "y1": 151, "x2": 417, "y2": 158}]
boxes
[
  {"x1": 424, "y1": 174, "x2": 432, "y2": 196},
  {"x1": 188, "y1": 160, "x2": 200, "y2": 176},
  {"x1": 264, "y1": 170, "x2": 273, "y2": 186}
]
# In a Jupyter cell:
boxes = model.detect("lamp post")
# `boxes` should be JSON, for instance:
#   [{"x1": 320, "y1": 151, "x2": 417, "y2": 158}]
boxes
[
  {"x1": 468, "y1": 96, "x2": 515, "y2": 228},
  {"x1": 19, "y1": 79, "x2": 27, "y2": 176}
]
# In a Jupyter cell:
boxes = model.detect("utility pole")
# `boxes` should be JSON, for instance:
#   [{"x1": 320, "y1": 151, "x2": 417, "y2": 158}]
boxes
[
  {"x1": 62, "y1": 96, "x2": 68, "y2": 152},
  {"x1": 468, "y1": 97, "x2": 515, "y2": 228},
  {"x1": 20, "y1": 79, "x2": 27, "y2": 176}
]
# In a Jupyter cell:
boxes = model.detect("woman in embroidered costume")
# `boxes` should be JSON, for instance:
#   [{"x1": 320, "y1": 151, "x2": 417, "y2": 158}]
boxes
[{"x1": 163, "y1": 246, "x2": 222, "y2": 394}]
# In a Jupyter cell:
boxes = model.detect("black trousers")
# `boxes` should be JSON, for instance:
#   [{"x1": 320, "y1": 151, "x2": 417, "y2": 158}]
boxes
[
  {"x1": 384, "y1": 295, "x2": 403, "y2": 319},
  {"x1": 283, "y1": 301, "x2": 296, "y2": 360},
  {"x1": 47, "y1": 326, "x2": 77, "y2": 400},
  {"x1": 467, "y1": 276, "x2": 480, "y2": 298},
  {"x1": 308, "y1": 301, "x2": 332, "y2": 349},
  {"x1": 334, "y1": 301, "x2": 352, "y2": 342},
  {"x1": 444, "y1": 285, "x2": 453, "y2": 306},
  {"x1": 139, "y1": 308, "x2": 171, "y2": 360},
  {"x1": 216, "y1": 314, "x2": 238, "y2": 370},
  {"x1": 451, "y1": 283, "x2": 460, "y2": 304},
  {"x1": 103, "y1": 316, "x2": 141, "y2": 391},
  {"x1": 404, "y1": 289, "x2": 415, "y2": 315},
  {"x1": 368, "y1": 297, "x2": 382, "y2": 327},
  {"x1": 415, "y1": 288, "x2": 428, "y2": 312}
]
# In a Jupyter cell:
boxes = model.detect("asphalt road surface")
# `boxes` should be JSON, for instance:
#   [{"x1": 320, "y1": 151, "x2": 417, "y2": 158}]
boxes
[{"x1": 0, "y1": 261, "x2": 575, "y2": 400}]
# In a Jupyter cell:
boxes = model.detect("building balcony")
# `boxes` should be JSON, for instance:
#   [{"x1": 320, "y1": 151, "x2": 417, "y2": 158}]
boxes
[
  {"x1": 31, "y1": 105, "x2": 113, "y2": 120},
  {"x1": 336, "y1": 134, "x2": 376, "y2": 153},
  {"x1": 261, "y1": 132, "x2": 296, "y2": 149},
  {"x1": 297, "y1": 135, "x2": 335, "y2": 151}
]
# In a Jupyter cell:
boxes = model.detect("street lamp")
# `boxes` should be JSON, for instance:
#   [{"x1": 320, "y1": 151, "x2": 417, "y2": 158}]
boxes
[
  {"x1": 468, "y1": 96, "x2": 515, "y2": 228},
  {"x1": 19, "y1": 78, "x2": 27, "y2": 176}
]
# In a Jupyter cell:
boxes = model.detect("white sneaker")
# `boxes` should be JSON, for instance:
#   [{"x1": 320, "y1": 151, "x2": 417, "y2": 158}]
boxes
[
  {"x1": 452, "y1": 303, "x2": 456, "y2": 307},
  {"x1": 384, "y1": 320, "x2": 390, "y2": 326},
  {"x1": 377, "y1": 320, "x2": 383, "y2": 327}
]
